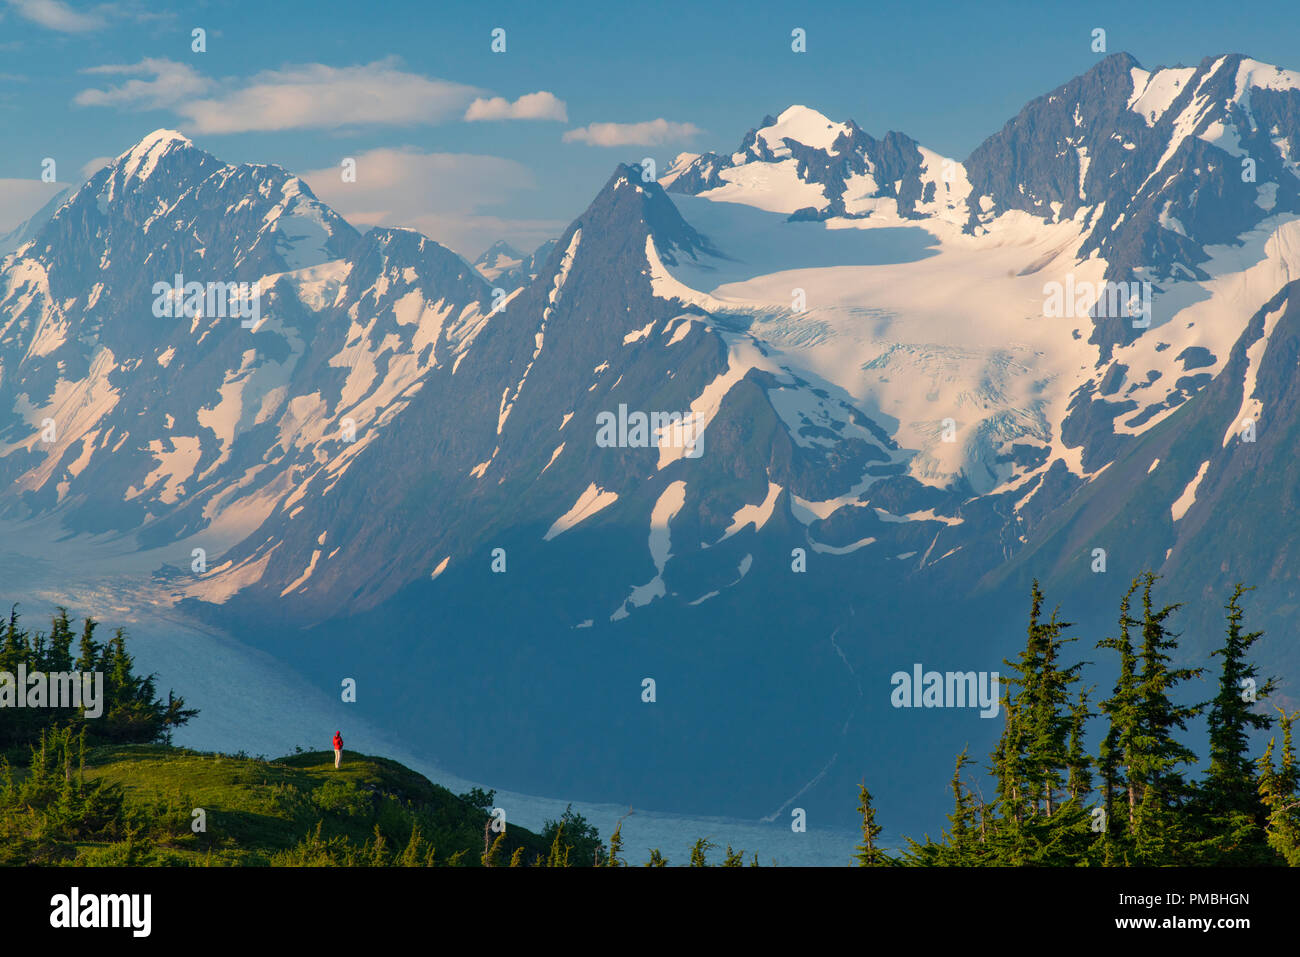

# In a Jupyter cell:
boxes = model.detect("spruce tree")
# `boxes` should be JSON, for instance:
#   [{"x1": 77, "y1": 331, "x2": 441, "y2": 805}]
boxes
[
  {"x1": 989, "y1": 685, "x2": 1028, "y2": 864},
  {"x1": 0, "y1": 605, "x2": 22, "y2": 673},
  {"x1": 1127, "y1": 574, "x2": 1202, "y2": 864},
  {"x1": 605, "y1": 823, "x2": 625, "y2": 867},
  {"x1": 991, "y1": 581, "x2": 1085, "y2": 863},
  {"x1": 994, "y1": 583, "x2": 1044, "y2": 825},
  {"x1": 998, "y1": 581, "x2": 1084, "y2": 818},
  {"x1": 546, "y1": 823, "x2": 571, "y2": 867},
  {"x1": 1027, "y1": 604, "x2": 1084, "y2": 818},
  {"x1": 854, "y1": 781, "x2": 889, "y2": 865},
  {"x1": 1258, "y1": 709, "x2": 1300, "y2": 866},
  {"x1": 75, "y1": 616, "x2": 100, "y2": 672},
  {"x1": 991, "y1": 688, "x2": 1023, "y2": 822},
  {"x1": 688, "y1": 837, "x2": 715, "y2": 866},
  {"x1": 46, "y1": 608, "x2": 74, "y2": 672},
  {"x1": 1065, "y1": 689, "x2": 1093, "y2": 803},
  {"x1": 1097, "y1": 579, "x2": 1141, "y2": 850},
  {"x1": 941, "y1": 749, "x2": 981, "y2": 865},
  {"x1": 1199, "y1": 584, "x2": 1275, "y2": 863}
]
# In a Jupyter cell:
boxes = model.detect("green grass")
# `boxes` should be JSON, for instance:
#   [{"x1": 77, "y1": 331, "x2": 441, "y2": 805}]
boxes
[{"x1": 2, "y1": 744, "x2": 549, "y2": 866}]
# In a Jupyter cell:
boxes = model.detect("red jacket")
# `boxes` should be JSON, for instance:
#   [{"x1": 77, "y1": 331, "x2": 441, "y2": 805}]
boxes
[{"x1": 333, "y1": 734, "x2": 343, "y2": 751}]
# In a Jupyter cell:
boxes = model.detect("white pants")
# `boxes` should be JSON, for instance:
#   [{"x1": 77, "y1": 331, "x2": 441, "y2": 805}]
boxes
[{"x1": 334, "y1": 748, "x2": 341, "y2": 768}]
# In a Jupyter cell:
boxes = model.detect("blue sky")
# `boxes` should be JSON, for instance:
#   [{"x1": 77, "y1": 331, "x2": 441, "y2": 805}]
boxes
[{"x1": 3, "y1": 0, "x2": 1299, "y2": 258}]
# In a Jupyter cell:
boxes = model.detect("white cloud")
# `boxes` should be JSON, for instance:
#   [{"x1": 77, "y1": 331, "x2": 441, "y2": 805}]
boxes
[
  {"x1": 184, "y1": 60, "x2": 480, "y2": 134},
  {"x1": 74, "y1": 57, "x2": 482, "y2": 134},
  {"x1": 562, "y1": 118, "x2": 702, "y2": 147},
  {"x1": 5, "y1": 0, "x2": 104, "y2": 33},
  {"x1": 302, "y1": 148, "x2": 534, "y2": 215},
  {"x1": 75, "y1": 58, "x2": 212, "y2": 110},
  {"x1": 298, "y1": 147, "x2": 562, "y2": 259},
  {"x1": 465, "y1": 91, "x2": 567, "y2": 122}
]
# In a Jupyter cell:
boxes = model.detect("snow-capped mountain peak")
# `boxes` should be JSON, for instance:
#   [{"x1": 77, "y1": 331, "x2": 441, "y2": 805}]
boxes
[
  {"x1": 756, "y1": 105, "x2": 851, "y2": 154},
  {"x1": 473, "y1": 239, "x2": 526, "y2": 284},
  {"x1": 96, "y1": 129, "x2": 210, "y2": 204},
  {"x1": 118, "y1": 128, "x2": 195, "y2": 176},
  {"x1": 663, "y1": 105, "x2": 968, "y2": 226}
]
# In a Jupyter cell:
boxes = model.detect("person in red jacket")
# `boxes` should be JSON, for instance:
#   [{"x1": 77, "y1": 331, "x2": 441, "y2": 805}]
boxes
[{"x1": 333, "y1": 731, "x2": 343, "y2": 769}]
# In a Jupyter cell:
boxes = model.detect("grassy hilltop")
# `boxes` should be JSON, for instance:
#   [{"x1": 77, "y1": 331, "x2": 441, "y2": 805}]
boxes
[{"x1": 2, "y1": 741, "x2": 554, "y2": 866}]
